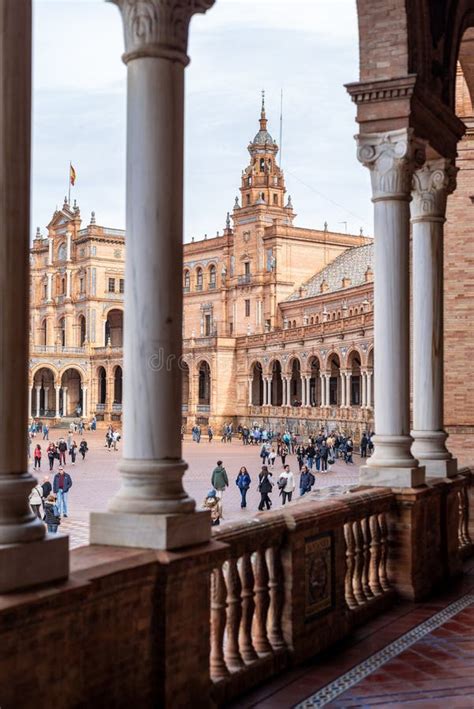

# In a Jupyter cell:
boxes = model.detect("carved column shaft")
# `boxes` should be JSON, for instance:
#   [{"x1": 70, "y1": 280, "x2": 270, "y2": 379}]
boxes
[
  {"x1": 91, "y1": 0, "x2": 214, "y2": 549},
  {"x1": 357, "y1": 128, "x2": 425, "y2": 487},
  {"x1": 410, "y1": 159, "x2": 457, "y2": 477}
]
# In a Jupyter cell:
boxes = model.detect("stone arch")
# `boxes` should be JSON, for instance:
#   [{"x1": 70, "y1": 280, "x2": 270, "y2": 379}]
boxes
[
  {"x1": 105, "y1": 308, "x2": 123, "y2": 347},
  {"x1": 183, "y1": 268, "x2": 190, "y2": 290},
  {"x1": 308, "y1": 355, "x2": 321, "y2": 407},
  {"x1": 97, "y1": 366, "x2": 107, "y2": 405},
  {"x1": 326, "y1": 352, "x2": 342, "y2": 407},
  {"x1": 347, "y1": 349, "x2": 362, "y2": 406},
  {"x1": 181, "y1": 361, "x2": 190, "y2": 406},
  {"x1": 197, "y1": 360, "x2": 211, "y2": 405},
  {"x1": 113, "y1": 365, "x2": 123, "y2": 405},
  {"x1": 195, "y1": 266, "x2": 203, "y2": 290},
  {"x1": 60, "y1": 367, "x2": 83, "y2": 417},
  {"x1": 270, "y1": 359, "x2": 283, "y2": 406},
  {"x1": 289, "y1": 357, "x2": 302, "y2": 405},
  {"x1": 31, "y1": 366, "x2": 56, "y2": 417},
  {"x1": 251, "y1": 361, "x2": 263, "y2": 406}
]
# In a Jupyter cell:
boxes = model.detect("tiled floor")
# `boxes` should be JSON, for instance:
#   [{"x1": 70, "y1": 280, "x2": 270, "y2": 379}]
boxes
[{"x1": 231, "y1": 560, "x2": 474, "y2": 708}]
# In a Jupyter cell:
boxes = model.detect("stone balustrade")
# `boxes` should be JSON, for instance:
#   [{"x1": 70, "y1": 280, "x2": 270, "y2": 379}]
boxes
[
  {"x1": 210, "y1": 487, "x2": 395, "y2": 705},
  {"x1": 457, "y1": 469, "x2": 473, "y2": 558}
]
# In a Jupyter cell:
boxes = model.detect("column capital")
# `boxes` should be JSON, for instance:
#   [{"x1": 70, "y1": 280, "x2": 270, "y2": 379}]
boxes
[
  {"x1": 356, "y1": 128, "x2": 425, "y2": 201},
  {"x1": 411, "y1": 158, "x2": 457, "y2": 221},
  {"x1": 111, "y1": 0, "x2": 215, "y2": 66}
]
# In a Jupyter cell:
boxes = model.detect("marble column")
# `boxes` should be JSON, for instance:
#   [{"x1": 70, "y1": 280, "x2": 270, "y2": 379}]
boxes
[
  {"x1": 367, "y1": 371, "x2": 372, "y2": 409},
  {"x1": 44, "y1": 386, "x2": 49, "y2": 413},
  {"x1": 410, "y1": 159, "x2": 457, "y2": 477},
  {"x1": 66, "y1": 231, "x2": 72, "y2": 261},
  {"x1": 55, "y1": 385, "x2": 61, "y2": 418},
  {"x1": 46, "y1": 272, "x2": 52, "y2": 302},
  {"x1": 91, "y1": 0, "x2": 215, "y2": 550},
  {"x1": 345, "y1": 372, "x2": 351, "y2": 408},
  {"x1": 361, "y1": 372, "x2": 367, "y2": 408},
  {"x1": 29, "y1": 385, "x2": 33, "y2": 418},
  {"x1": 66, "y1": 269, "x2": 71, "y2": 299},
  {"x1": 357, "y1": 128, "x2": 425, "y2": 487},
  {"x1": 281, "y1": 377, "x2": 287, "y2": 406},
  {"x1": 0, "y1": 1, "x2": 68, "y2": 592},
  {"x1": 35, "y1": 386, "x2": 41, "y2": 418},
  {"x1": 62, "y1": 387, "x2": 68, "y2": 417},
  {"x1": 302, "y1": 376, "x2": 308, "y2": 406},
  {"x1": 325, "y1": 375, "x2": 330, "y2": 408},
  {"x1": 82, "y1": 386, "x2": 88, "y2": 418},
  {"x1": 340, "y1": 372, "x2": 346, "y2": 408},
  {"x1": 320, "y1": 373, "x2": 326, "y2": 407}
]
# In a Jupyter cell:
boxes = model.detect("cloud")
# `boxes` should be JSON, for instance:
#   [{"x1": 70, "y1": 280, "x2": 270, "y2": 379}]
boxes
[{"x1": 32, "y1": 0, "x2": 372, "y2": 240}]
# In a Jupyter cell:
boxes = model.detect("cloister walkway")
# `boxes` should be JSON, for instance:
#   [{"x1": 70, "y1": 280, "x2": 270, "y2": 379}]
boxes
[{"x1": 230, "y1": 559, "x2": 474, "y2": 708}]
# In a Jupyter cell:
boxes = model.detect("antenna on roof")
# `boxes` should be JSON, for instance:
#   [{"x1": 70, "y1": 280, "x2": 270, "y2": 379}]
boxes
[{"x1": 279, "y1": 88, "x2": 283, "y2": 167}]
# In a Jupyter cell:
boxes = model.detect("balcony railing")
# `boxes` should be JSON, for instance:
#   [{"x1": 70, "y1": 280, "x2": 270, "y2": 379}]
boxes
[
  {"x1": 96, "y1": 403, "x2": 105, "y2": 412},
  {"x1": 197, "y1": 404, "x2": 210, "y2": 412},
  {"x1": 112, "y1": 403, "x2": 122, "y2": 412},
  {"x1": 237, "y1": 274, "x2": 252, "y2": 285},
  {"x1": 196, "y1": 283, "x2": 203, "y2": 291},
  {"x1": 210, "y1": 488, "x2": 396, "y2": 705}
]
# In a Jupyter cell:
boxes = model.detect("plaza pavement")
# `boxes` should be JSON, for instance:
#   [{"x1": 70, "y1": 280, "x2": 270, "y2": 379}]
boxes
[{"x1": 29, "y1": 430, "x2": 360, "y2": 549}]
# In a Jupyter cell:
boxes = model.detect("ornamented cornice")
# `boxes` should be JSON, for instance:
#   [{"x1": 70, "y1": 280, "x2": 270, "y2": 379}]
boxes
[
  {"x1": 110, "y1": 0, "x2": 215, "y2": 65},
  {"x1": 411, "y1": 159, "x2": 457, "y2": 221},
  {"x1": 357, "y1": 128, "x2": 426, "y2": 201}
]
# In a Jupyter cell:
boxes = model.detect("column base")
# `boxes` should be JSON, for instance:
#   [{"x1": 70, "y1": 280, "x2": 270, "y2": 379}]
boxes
[
  {"x1": 411, "y1": 431, "x2": 457, "y2": 478},
  {"x1": 0, "y1": 534, "x2": 69, "y2": 593},
  {"x1": 360, "y1": 464, "x2": 425, "y2": 488},
  {"x1": 90, "y1": 510, "x2": 210, "y2": 551}
]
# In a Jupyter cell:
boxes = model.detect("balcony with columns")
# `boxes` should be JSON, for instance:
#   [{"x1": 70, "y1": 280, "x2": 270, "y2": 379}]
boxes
[{"x1": 1, "y1": 1, "x2": 474, "y2": 707}]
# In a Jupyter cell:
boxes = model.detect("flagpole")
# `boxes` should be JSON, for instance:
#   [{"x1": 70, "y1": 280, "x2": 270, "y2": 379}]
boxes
[{"x1": 68, "y1": 161, "x2": 71, "y2": 205}]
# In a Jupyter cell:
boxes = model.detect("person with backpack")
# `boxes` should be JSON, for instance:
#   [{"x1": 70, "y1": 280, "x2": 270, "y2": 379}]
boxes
[
  {"x1": 28, "y1": 481, "x2": 44, "y2": 518},
  {"x1": 43, "y1": 493, "x2": 61, "y2": 533},
  {"x1": 278, "y1": 464, "x2": 296, "y2": 505},
  {"x1": 235, "y1": 466, "x2": 251, "y2": 508},
  {"x1": 258, "y1": 466, "x2": 273, "y2": 511}
]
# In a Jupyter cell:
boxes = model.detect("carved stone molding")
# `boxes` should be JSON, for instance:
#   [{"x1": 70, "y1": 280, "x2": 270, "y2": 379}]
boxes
[
  {"x1": 357, "y1": 128, "x2": 426, "y2": 201},
  {"x1": 411, "y1": 158, "x2": 457, "y2": 221},
  {"x1": 110, "y1": 0, "x2": 215, "y2": 65}
]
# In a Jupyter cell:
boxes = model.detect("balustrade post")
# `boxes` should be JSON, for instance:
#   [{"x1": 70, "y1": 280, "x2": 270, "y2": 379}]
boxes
[
  {"x1": 210, "y1": 566, "x2": 230, "y2": 680},
  {"x1": 252, "y1": 548, "x2": 271, "y2": 653},
  {"x1": 266, "y1": 546, "x2": 286, "y2": 650},
  {"x1": 368, "y1": 514, "x2": 383, "y2": 595},
  {"x1": 378, "y1": 513, "x2": 390, "y2": 591},
  {"x1": 352, "y1": 520, "x2": 367, "y2": 604},
  {"x1": 238, "y1": 552, "x2": 258, "y2": 662},
  {"x1": 361, "y1": 517, "x2": 374, "y2": 599},
  {"x1": 224, "y1": 558, "x2": 245, "y2": 670},
  {"x1": 344, "y1": 523, "x2": 358, "y2": 609}
]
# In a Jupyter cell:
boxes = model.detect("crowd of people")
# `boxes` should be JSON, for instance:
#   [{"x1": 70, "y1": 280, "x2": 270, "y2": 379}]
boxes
[{"x1": 202, "y1": 427, "x2": 374, "y2": 525}]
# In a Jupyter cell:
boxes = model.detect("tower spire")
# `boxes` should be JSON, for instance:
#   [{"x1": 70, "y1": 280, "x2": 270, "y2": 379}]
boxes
[{"x1": 260, "y1": 89, "x2": 267, "y2": 131}]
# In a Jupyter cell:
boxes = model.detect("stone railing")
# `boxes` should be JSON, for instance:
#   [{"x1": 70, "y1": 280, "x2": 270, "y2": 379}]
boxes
[
  {"x1": 210, "y1": 488, "x2": 395, "y2": 705},
  {"x1": 457, "y1": 469, "x2": 473, "y2": 558}
]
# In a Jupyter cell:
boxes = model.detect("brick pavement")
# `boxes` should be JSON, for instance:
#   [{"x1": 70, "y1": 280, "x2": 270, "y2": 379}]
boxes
[{"x1": 28, "y1": 430, "x2": 359, "y2": 549}]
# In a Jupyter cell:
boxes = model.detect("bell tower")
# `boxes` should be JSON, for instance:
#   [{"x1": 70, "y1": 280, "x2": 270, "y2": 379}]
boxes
[{"x1": 238, "y1": 92, "x2": 293, "y2": 219}]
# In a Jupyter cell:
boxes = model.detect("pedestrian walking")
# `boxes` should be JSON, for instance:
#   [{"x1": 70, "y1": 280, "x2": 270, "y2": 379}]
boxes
[
  {"x1": 44, "y1": 494, "x2": 61, "y2": 533},
  {"x1": 360, "y1": 432, "x2": 368, "y2": 458},
  {"x1": 41, "y1": 475, "x2": 52, "y2": 499},
  {"x1": 79, "y1": 440, "x2": 88, "y2": 460},
  {"x1": 69, "y1": 440, "x2": 77, "y2": 464},
  {"x1": 235, "y1": 466, "x2": 251, "y2": 508},
  {"x1": 208, "y1": 425, "x2": 213, "y2": 443},
  {"x1": 53, "y1": 467, "x2": 73, "y2": 518},
  {"x1": 47, "y1": 442, "x2": 56, "y2": 471},
  {"x1": 211, "y1": 460, "x2": 229, "y2": 499},
  {"x1": 278, "y1": 465, "x2": 296, "y2": 505},
  {"x1": 258, "y1": 466, "x2": 273, "y2": 511},
  {"x1": 33, "y1": 444, "x2": 42, "y2": 469},
  {"x1": 299, "y1": 464, "x2": 315, "y2": 496},
  {"x1": 57, "y1": 438, "x2": 67, "y2": 465},
  {"x1": 42, "y1": 424, "x2": 49, "y2": 441}
]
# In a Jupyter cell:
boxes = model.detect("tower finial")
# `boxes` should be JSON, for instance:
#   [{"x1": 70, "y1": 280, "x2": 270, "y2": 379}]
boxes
[{"x1": 259, "y1": 89, "x2": 267, "y2": 131}]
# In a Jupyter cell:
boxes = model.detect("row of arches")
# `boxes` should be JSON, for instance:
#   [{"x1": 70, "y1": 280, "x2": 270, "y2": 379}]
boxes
[
  {"x1": 183, "y1": 264, "x2": 217, "y2": 291},
  {"x1": 181, "y1": 360, "x2": 211, "y2": 406},
  {"x1": 97, "y1": 366, "x2": 123, "y2": 406},
  {"x1": 37, "y1": 309, "x2": 123, "y2": 348},
  {"x1": 285, "y1": 305, "x2": 368, "y2": 329},
  {"x1": 31, "y1": 366, "x2": 85, "y2": 417},
  {"x1": 250, "y1": 350, "x2": 373, "y2": 407}
]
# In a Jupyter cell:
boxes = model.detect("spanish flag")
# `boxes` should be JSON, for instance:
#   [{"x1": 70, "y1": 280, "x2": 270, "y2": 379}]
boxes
[{"x1": 70, "y1": 163, "x2": 76, "y2": 186}]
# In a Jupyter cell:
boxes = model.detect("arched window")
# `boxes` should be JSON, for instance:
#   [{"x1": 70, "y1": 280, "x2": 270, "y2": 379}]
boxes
[
  {"x1": 114, "y1": 366, "x2": 123, "y2": 404},
  {"x1": 209, "y1": 264, "x2": 216, "y2": 288},
  {"x1": 98, "y1": 366, "x2": 106, "y2": 405},
  {"x1": 259, "y1": 158, "x2": 265, "y2": 172},
  {"x1": 61, "y1": 277, "x2": 66, "y2": 294},
  {"x1": 183, "y1": 270, "x2": 190, "y2": 291},
  {"x1": 261, "y1": 192, "x2": 265, "y2": 201},
  {"x1": 59, "y1": 317, "x2": 66, "y2": 347},
  {"x1": 198, "y1": 361, "x2": 211, "y2": 405},
  {"x1": 196, "y1": 267, "x2": 203, "y2": 291},
  {"x1": 40, "y1": 319, "x2": 47, "y2": 346},
  {"x1": 79, "y1": 315, "x2": 86, "y2": 346},
  {"x1": 246, "y1": 194, "x2": 250, "y2": 206}
]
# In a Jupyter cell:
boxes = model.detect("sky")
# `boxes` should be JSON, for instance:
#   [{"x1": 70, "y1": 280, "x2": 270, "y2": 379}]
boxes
[{"x1": 32, "y1": 0, "x2": 373, "y2": 241}]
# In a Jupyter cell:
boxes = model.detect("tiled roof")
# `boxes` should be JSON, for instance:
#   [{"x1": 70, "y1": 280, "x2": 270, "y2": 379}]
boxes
[{"x1": 286, "y1": 242, "x2": 374, "y2": 301}]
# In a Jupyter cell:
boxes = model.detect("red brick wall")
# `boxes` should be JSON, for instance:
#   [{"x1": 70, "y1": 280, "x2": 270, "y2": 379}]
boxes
[{"x1": 356, "y1": 0, "x2": 409, "y2": 81}]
